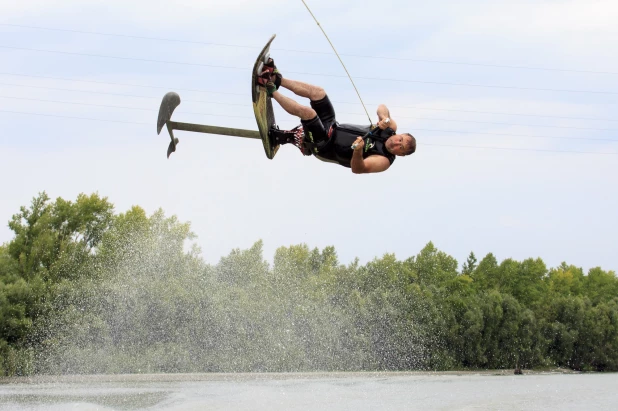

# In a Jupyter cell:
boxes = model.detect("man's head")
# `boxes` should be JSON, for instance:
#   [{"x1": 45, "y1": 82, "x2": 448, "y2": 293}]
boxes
[{"x1": 385, "y1": 133, "x2": 416, "y2": 156}]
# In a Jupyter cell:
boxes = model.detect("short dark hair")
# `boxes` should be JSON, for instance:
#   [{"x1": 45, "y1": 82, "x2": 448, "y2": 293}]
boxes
[{"x1": 403, "y1": 133, "x2": 416, "y2": 155}]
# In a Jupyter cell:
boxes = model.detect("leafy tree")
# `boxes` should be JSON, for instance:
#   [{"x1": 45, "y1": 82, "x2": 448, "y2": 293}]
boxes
[
  {"x1": 546, "y1": 263, "x2": 585, "y2": 297},
  {"x1": 461, "y1": 252, "x2": 477, "y2": 275},
  {"x1": 496, "y1": 258, "x2": 548, "y2": 307},
  {"x1": 408, "y1": 242, "x2": 458, "y2": 287},
  {"x1": 470, "y1": 253, "x2": 499, "y2": 290},
  {"x1": 584, "y1": 267, "x2": 618, "y2": 306},
  {"x1": 8, "y1": 192, "x2": 113, "y2": 280}
]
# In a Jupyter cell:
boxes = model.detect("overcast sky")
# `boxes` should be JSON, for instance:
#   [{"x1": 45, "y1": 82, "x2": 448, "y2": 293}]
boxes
[{"x1": 1, "y1": 0, "x2": 617, "y2": 273}]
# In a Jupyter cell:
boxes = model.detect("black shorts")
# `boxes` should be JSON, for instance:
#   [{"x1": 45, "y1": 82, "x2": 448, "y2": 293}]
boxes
[{"x1": 301, "y1": 95, "x2": 336, "y2": 148}]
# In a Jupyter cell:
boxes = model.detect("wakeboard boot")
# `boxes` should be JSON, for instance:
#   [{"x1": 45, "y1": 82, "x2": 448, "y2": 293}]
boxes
[
  {"x1": 264, "y1": 58, "x2": 282, "y2": 90},
  {"x1": 269, "y1": 125, "x2": 316, "y2": 156}
]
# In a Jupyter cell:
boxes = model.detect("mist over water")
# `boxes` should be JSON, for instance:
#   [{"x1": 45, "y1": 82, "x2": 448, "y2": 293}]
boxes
[
  {"x1": 31, "y1": 212, "x2": 431, "y2": 375},
  {"x1": 5, "y1": 195, "x2": 616, "y2": 378}
]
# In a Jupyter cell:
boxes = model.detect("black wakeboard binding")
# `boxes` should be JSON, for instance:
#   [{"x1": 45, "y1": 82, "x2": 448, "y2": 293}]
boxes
[{"x1": 269, "y1": 125, "x2": 317, "y2": 156}]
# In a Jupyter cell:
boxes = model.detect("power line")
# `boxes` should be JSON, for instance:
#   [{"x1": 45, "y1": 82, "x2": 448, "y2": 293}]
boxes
[
  {"x1": 1, "y1": 100, "x2": 617, "y2": 145},
  {"x1": 382, "y1": 116, "x2": 617, "y2": 132},
  {"x1": 0, "y1": 72, "x2": 245, "y2": 96},
  {"x1": 0, "y1": 82, "x2": 268, "y2": 109},
  {"x1": 419, "y1": 143, "x2": 618, "y2": 155},
  {"x1": 3, "y1": 95, "x2": 617, "y2": 141},
  {"x1": 348, "y1": 103, "x2": 618, "y2": 123},
  {"x1": 0, "y1": 81, "x2": 229, "y2": 103},
  {"x1": 412, "y1": 128, "x2": 617, "y2": 143},
  {"x1": 2, "y1": 45, "x2": 617, "y2": 95},
  {"x1": 0, "y1": 95, "x2": 251, "y2": 118},
  {"x1": 0, "y1": 109, "x2": 149, "y2": 126},
  {"x1": 2, "y1": 23, "x2": 617, "y2": 76},
  {"x1": 1, "y1": 73, "x2": 617, "y2": 123},
  {"x1": 0, "y1": 45, "x2": 240, "y2": 69},
  {"x1": 2, "y1": 109, "x2": 616, "y2": 156}
]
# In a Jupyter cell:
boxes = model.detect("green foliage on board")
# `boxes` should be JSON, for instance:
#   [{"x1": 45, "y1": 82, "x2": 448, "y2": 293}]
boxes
[{"x1": 1, "y1": 192, "x2": 617, "y2": 376}]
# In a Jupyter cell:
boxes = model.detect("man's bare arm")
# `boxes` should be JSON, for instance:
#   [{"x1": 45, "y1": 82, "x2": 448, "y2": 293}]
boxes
[{"x1": 350, "y1": 137, "x2": 391, "y2": 174}]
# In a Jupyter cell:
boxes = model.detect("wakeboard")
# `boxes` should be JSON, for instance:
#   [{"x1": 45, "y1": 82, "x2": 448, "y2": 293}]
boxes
[{"x1": 252, "y1": 34, "x2": 279, "y2": 159}]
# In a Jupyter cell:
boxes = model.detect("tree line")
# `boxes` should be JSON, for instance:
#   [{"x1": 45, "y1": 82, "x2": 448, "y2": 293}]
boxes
[{"x1": 1, "y1": 192, "x2": 617, "y2": 376}]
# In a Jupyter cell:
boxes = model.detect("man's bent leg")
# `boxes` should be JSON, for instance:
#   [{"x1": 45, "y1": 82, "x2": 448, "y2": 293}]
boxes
[
  {"x1": 280, "y1": 78, "x2": 326, "y2": 101},
  {"x1": 269, "y1": 90, "x2": 329, "y2": 150},
  {"x1": 271, "y1": 91, "x2": 317, "y2": 121}
]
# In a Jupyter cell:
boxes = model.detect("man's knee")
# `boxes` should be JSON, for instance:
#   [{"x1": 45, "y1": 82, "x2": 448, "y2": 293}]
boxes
[
  {"x1": 299, "y1": 107, "x2": 317, "y2": 121},
  {"x1": 311, "y1": 86, "x2": 326, "y2": 101}
]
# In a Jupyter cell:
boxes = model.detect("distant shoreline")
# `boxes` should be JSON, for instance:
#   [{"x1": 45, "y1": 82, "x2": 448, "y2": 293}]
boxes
[{"x1": 0, "y1": 368, "x2": 592, "y2": 384}]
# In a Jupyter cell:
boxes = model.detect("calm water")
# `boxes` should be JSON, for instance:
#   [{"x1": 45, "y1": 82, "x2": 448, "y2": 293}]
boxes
[{"x1": 1, "y1": 372, "x2": 616, "y2": 410}]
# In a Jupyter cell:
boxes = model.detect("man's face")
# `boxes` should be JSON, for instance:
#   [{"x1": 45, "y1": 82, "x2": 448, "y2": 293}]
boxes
[{"x1": 385, "y1": 134, "x2": 413, "y2": 156}]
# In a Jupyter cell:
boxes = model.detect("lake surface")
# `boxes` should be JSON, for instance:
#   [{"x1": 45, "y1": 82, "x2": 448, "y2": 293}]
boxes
[{"x1": 1, "y1": 371, "x2": 616, "y2": 410}]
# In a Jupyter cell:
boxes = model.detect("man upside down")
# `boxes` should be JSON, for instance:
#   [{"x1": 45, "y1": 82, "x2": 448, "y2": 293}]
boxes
[{"x1": 259, "y1": 58, "x2": 416, "y2": 174}]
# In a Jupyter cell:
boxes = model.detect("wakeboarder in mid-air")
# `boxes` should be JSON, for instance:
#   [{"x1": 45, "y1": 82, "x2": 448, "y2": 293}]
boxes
[{"x1": 257, "y1": 59, "x2": 416, "y2": 174}]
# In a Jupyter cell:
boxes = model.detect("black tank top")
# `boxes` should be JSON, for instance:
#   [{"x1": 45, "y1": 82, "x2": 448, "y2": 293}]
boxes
[{"x1": 319, "y1": 123, "x2": 396, "y2": 168}]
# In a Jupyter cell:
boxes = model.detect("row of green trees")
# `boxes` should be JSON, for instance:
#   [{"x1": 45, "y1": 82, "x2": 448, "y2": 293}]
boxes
[{"x1": 1, "y1": 192, "x2": 617, "y2": 376}]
